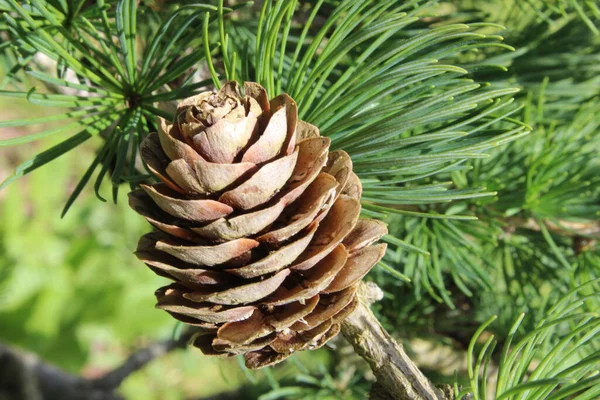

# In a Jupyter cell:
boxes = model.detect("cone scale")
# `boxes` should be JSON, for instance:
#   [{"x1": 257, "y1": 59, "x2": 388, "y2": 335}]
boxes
[{"x1": 130, "y1": 82, "x2": 387, "y2": 369}]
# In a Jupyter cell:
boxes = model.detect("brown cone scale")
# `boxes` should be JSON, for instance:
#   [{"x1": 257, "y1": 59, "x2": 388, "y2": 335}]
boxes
[{"x1": 130, "y1": 82, "x2": 387, "y2": 369}]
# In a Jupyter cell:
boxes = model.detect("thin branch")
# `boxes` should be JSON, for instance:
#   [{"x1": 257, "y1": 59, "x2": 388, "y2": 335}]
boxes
[
  {"x1": 92, "y1": 331, "x2": 192, "y2": 390},
  {"x1": 340, "y1": 282, "x2": 451, "y2": 400},
  {"x1": 504, "y1": 217, "x2": 600, "y2": 238},
  {"x1": 0, "y1": 332, "x2": 192, "y2": 400},
  {"x1": 0, "y1": 342, "x2": 120, "y2": 400},
  {"x1": 503, "y1": 217, "x2": 599, "y2": 256}
]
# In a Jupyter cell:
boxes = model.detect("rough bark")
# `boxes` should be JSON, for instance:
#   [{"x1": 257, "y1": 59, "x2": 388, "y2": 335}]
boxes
[{"x1": 341, "y1": 282, "x2": 451, "y2": 400}]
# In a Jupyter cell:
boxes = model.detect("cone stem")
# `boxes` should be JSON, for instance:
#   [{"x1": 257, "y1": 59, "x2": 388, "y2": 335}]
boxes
[{"x1": 340, "y1": 282, "x2": 450, "y2": 400}]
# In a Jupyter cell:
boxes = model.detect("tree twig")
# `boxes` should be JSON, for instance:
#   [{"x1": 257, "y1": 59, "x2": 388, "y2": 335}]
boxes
[
  {"x1": 341, "y1": 282, "x2": 451, "y2": 400},
  {"x1": 503, "y1": 217, "x2": 600, "y2": 238},
  {"x1": 0, "y1": 342, "x2": 120, "y2": 400},
  {"x1": 92, "y1": 331, "x2": 192, "y2": 390},
  {"x1": 0, "y1": 332, "x2": 192, "y2": 400}
]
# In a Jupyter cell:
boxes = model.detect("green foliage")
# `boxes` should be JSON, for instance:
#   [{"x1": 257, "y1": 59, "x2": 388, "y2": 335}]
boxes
[
  {"x1": 376, "y1": 217, "x2": 484, "y2": 307},
  {"x1": 253, "y1": 345, "x2": 370, "y2": 400},
  {"x1": 259, "y1": 366, "x2": 369, "y2": 400},
  {"x1": 460, "y1": 281, "x2": 600, "y2": 400},
  {"x1": 0, "y1": 136, "x2": 166, "y2": 370},
  {"x1": 448, "y1": 0, "x2": 600, "y2": 110},
  {"x1": 460, "y1": 92, "x2": 599, "y2": 331},
  {"x1": 0, "y1": 0, "x2": 241, "y2": 214},
  {"x1": 470, "y1": 93, "x2": 600, "y2": 223},
  {"x1": 1, "y1": 0, "x2": 528, "y2": 216},
  {"x1": 223, "y1": 0, "x2": 529, "y2": 213},
  {"x1": 372, "y1": 0, "x2": 600, "y2": 314}
]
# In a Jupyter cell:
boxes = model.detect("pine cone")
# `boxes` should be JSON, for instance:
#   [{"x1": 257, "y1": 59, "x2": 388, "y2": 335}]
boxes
[{"x1": 129, "y1": 82, "x2": 387, "y2": 369}]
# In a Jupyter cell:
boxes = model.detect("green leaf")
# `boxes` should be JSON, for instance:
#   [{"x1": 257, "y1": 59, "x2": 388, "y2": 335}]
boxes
[
  {"x1": 0, "y1": 89, "x2": 120, "y2": 107},
  {"x1": 0, "y1": 108, "x2": 115, "y2": 147},
  {"x1": 204, "y1": 11, "x2": 221, "y2": 90},
  {"x1": 116, "y1": 0, "x2": 137, "y2": 85},
  {"x1": 0, "y1": 117, "x2": 114, "y2": 191},
  {"x1": 377, "y1": 260, "x2": 411, "y2": 282}
]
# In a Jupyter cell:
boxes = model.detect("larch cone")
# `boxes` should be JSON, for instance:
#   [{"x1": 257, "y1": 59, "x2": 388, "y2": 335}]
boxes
[{"x1": 129, "y1": 81, "x2": 387, "y2": 369}]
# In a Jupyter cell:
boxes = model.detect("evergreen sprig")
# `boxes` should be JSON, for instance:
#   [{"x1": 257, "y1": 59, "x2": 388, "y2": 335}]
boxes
[
  {"x1": 222, "y1": 0, "x2": 529, "y2": 215},
  {"x1": 0, "y1": 0, "x2": 243, "y2": 215},
  {"x1": 1, "y1": 0, "x2": 528, "y2": 235},
  {"x1": 460, "y1": 280, "x2": 600, "y2": 400}
]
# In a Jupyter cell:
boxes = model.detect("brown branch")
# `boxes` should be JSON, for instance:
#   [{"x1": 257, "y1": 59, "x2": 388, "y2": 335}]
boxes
[
  {"x1": 502, "y1": 217, "x2": 599, "y2": 256},
  {"x1": 503, "y1": 217, "x2": 600, "y2": 238},
  {"x1": 92, "y1": 331, "x2": 192, "y2": 390},
  {"x1": 0, "y1": 332, "x2": 192, "y2": 400},
  {"x1": 0, "y1": 342, "x2": 120, "y2": 400},
  {"x1": 341, "y1": 282, "x2": 451, "y2": 400}
]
